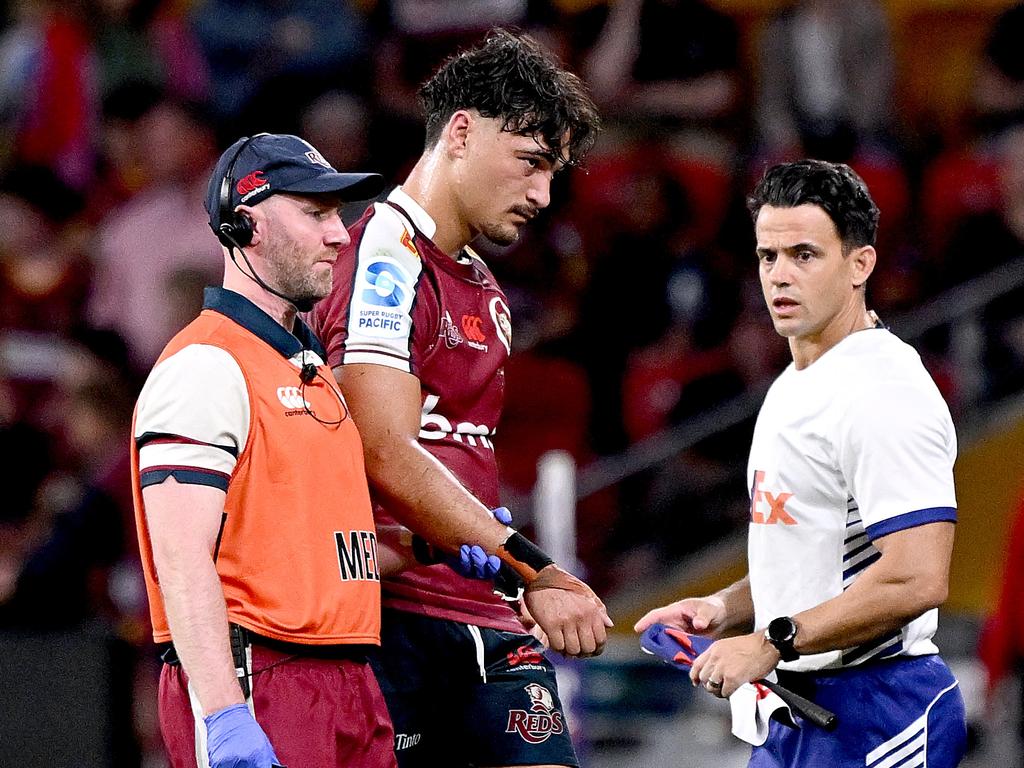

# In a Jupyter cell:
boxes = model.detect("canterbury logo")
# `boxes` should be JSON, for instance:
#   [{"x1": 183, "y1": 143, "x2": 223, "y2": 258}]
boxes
[
  {"x1": 277, "y1": 386, "x2": 310, "y2": 410},
  {"x1": 236, "y1": 170, "x2": 267, "y2": 195},
  {"x1": 461, "y1": 315, "x2": 486, "y2": 342}
]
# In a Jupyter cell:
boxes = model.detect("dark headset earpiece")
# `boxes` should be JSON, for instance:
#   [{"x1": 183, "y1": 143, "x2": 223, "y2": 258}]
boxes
[{"x1": 216, "y1": 135, "x2": 261, "y2": 248}]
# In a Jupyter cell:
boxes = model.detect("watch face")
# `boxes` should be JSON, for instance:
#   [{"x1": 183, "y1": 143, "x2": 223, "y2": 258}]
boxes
[{"x1": 769, "y1": 617, "x2": 797, "y2": 643}]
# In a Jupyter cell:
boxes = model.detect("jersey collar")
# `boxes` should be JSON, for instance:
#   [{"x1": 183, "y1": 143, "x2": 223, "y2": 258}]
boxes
[
  {"x1": 202, "y1": 286, "x2": 327, "y2": 361},
  {"x1": 389, "y1": 186, "x2": 437, "y2": 239}
]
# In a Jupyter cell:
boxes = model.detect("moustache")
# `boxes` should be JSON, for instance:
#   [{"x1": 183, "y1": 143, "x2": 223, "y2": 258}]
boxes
[{"x1": 510, "y1": 205, "x2": 538, "y2": 221}]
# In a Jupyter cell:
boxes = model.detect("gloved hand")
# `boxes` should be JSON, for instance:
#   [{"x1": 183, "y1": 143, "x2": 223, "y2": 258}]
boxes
[
  {"x1": 453, "y1": 506, "x2": 511, "y2": 578},
  {"x1": 412, "y1": 506, "x2": 512, "y2": 580},
  {"x1": 204, "y1": 703, "x2": 282, "y2": 768}
]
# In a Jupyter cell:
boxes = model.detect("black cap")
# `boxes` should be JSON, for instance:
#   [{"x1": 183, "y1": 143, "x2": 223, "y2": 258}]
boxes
[{"x1": 205, "y1": 133, "x2": 384, "y2": 230}]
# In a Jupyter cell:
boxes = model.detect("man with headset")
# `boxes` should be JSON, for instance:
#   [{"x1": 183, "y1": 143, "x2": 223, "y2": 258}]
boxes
[{"x1": 131, "y1": 133, "x2": 501, "y2": 768}]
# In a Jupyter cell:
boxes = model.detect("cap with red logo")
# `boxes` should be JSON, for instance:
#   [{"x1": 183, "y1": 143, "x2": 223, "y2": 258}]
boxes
[{"x1": 205, "y1": 133, "x2": 385, "y2": 230}]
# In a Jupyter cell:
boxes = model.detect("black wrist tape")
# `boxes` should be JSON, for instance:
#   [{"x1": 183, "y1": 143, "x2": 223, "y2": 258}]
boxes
[{"x1": 501, "y1": 532, "x2": 554, "y2": 575}]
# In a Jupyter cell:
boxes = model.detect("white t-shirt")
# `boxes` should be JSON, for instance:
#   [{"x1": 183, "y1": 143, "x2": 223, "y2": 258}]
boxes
[
  {"x1": 135, "y1": 288, "x2": 328, "y2": 491},
  {"x1": 747, "y1": 328, "x2": 957, "y2": 672}
]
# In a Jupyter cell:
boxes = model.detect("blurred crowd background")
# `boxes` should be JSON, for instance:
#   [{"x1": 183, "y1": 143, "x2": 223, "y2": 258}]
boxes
[{"x1": 3, "y1": 0, "x2": 1024, "y2": 765}]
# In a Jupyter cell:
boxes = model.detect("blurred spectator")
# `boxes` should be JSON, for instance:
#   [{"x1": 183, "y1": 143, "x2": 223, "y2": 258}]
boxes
[
  {"x1": 368, "y1": 0, "x2": 530, "y2": 176},
  {"x1": 192, "y1": 0, "x2": 371, "y2": 134},
  {"x1": 86, "y1": 95, "x2": 220, "y2": 368},
  {"x1": 756, "y1": 0, "x2": 895, "y2": 163},
  {"x1": 0, "y1": 167, "x2": 90, "y2": 336},
  {"x1": 91, "y1": 0, "x2": 209, "y2": 104},
  {"x1": 300, "y1": 89, "x2": 377, "y2": 221},
  {"x1": 972, "y1": 2, "x2": 1024, "y2": 142},
  {"x1": 583, "y1": 0, "x2": 740, "y2": 155},
  {"x1": 0, "y1": 363, "x2": 130, "y2": 630},
  {"x1": 86, "y1": 80, "x2": 165, "y2": 223},
  {"x1": 933, "y1": 125, "x2": 1024, "y2": 401},
  {"x1": 0, "y1": 0, "x2": 98, "y2": 189},
  {"x1": 574, "y1": 161, "x2": 708, "y2": 453}
]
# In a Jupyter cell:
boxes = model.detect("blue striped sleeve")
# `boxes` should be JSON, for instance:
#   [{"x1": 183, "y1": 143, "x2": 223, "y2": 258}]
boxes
[{"x1": 865, "y1": 507, "x2": 957, "y2": 541}]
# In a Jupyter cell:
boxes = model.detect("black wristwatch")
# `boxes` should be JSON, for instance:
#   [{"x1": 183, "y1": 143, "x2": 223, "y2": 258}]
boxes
[{"x1": 765, "y1": 616, "x2": 800, "y2": 662}]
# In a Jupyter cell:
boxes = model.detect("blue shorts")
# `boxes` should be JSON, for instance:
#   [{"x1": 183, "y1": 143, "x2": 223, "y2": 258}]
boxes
[
  {"x1": 370, "y1": 608, "x2": 579, "y2": 768},
  {"x1": 749, "y1": 655, "x2": 967, "y2": 768}
]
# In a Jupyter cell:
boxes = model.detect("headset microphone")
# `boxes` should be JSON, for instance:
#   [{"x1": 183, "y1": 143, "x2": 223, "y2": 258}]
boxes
[{"x1": 296, "y1": 358, "x2": 348, "y2": 426}]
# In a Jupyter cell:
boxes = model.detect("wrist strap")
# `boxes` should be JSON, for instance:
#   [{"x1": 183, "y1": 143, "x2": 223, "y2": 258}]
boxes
[{"x1": 499, "y1": 531, "x2": 554, "y2": 580}]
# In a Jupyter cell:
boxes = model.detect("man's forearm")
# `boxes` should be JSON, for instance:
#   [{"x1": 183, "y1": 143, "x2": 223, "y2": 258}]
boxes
[
  {"x1": 156, "y1": 550, "x2": 244, "y2": 715},
  {"x1": 792, "y1": 569, "x2": 943, "y2": 656},
  {"x1": 790, "y1": 523, "x2": 954, "y2": 656},
  {"x1": 365, "y1": 438, "x2": 511, "y2": 555}
]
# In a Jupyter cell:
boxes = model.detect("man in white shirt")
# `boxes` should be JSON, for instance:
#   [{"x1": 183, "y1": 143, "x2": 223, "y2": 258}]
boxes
[{"x1": 636, "y1": 159, "x2": 967, "y2": 767}]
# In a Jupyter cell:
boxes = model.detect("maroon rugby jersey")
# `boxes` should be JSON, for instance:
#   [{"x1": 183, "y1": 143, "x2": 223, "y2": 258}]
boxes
[{"x1": 308, "y1": 187, "x2": 521, "y2": 632}]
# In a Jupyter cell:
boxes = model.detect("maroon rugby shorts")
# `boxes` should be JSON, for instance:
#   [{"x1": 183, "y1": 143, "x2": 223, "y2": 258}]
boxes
[{"x1": 158, "y1": 640, "x2": 396, "y2": 768}]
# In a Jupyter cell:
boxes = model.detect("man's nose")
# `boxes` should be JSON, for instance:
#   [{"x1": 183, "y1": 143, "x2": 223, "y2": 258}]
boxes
[
  {"x1": 326, "y1": 216, "x2": 351, "y2": 247},
  {"x1": 527, "y1": 175, "x2": 552, "y2": 210}
]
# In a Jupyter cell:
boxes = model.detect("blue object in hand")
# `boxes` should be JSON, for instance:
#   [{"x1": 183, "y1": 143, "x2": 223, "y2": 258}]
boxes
[
  {"x1": 639, "y1": 623, "x2": 714, "y2": 671},
  {"x1": 204, "y1": 703, "x2": 281, "y2": 768}
]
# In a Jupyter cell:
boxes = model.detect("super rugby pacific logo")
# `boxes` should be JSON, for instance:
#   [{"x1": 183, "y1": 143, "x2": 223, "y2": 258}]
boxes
[
  {"x1": 505, "y1": 683, "x2": 564, "y2": 744},
  {"x1": 360, "y1": 257, "x2": 412, "y2": 308}
]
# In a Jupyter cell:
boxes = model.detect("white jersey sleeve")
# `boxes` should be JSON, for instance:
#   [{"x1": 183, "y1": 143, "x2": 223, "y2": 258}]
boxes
[
  {"x1": 837, "y1": 379, "x2": 958, "y2": 540},
  {"x1": 134, "y1": 344, "x2": 250, "y2": 491},
  {"x1": 341, "y1": 203, "x2": 424, "y2": 372}
]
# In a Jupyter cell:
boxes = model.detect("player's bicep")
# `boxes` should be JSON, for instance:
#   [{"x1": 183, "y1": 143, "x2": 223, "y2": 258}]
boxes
[
  {"x1": 143, "y1": 477, "x2": 227, "y2": 566},
  {"x1": 335, "y1": 362, "x2": 422, "y2": 450}
]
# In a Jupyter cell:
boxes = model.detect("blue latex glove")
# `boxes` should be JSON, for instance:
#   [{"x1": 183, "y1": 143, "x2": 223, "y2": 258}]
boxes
[
  {"x1": 451, "y1": 507, "x2": 512, "y2": 579},
  {"x1": 639, "y1": 623, "x2": 714, "y2": 670},
  {"x1": 204, "y1": 703, "x2": 281, "y2": 768}
]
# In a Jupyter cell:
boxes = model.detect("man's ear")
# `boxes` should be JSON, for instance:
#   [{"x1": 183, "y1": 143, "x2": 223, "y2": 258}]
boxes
[
  {"x1": 236, "y1": 205, "x2": 261, "y2": 246},
  {"x1": 443, "y1": 110, "x2": 473, "y2": 159},
  {"x1": 851, "y1": 245, "x2": 876, "y2": 288}
]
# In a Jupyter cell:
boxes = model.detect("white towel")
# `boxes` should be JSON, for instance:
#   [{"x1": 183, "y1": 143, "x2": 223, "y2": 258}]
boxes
[{"x1": 728, "y1": 677, "x2": 799, "y2": 746}]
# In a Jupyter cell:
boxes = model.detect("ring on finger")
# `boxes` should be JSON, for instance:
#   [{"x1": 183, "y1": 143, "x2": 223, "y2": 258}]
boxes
[{"x1": 705, "y1": 679, "x2": 723, "y2": 691}]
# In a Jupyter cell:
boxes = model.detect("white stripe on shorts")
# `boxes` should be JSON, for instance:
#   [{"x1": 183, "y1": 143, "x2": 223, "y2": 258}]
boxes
[
  {"x1": 467, "y1": 624, "x2": 487, "y2": 683},
  {"x1": 866, "y1": 679, "x2": 960, "y2": 767}
]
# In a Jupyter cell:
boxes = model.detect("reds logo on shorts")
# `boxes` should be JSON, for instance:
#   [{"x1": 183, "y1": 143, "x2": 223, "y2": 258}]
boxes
[{"x1": 505, "y1": 683, "x2": 564, "y2": 744}]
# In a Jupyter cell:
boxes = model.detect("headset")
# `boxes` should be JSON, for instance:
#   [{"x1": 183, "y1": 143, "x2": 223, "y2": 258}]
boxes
[{"x1": 216, "y1": 133, "x2": 268, "y2": 249}]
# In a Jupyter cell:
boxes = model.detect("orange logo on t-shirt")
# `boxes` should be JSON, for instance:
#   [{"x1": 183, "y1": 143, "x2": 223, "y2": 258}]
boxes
[
  {"x1": 400, "y1": 228, "x2": 419, "y2": 258},
  {"x1": 750, "y1": 470, "x2": 796, "y2": 525}
]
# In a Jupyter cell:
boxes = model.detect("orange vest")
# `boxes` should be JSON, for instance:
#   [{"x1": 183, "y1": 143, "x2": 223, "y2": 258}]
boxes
[{"x1": 132, "y1": 309, "x2": 380, "y2": 645}]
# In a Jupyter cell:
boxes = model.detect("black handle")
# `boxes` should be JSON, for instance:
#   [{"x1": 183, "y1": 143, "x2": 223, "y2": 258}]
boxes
[{"x1": 759, "y1": 678, "x2": 839, "y2": 731}]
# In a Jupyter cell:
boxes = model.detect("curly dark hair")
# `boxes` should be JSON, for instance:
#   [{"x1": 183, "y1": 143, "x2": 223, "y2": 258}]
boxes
[
  {"x1": 747, "y1": 159, "x2": 880, "y2": 249},
  {"x1": 418, "y1": 28, "x2": 600, "y2": 167}
]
